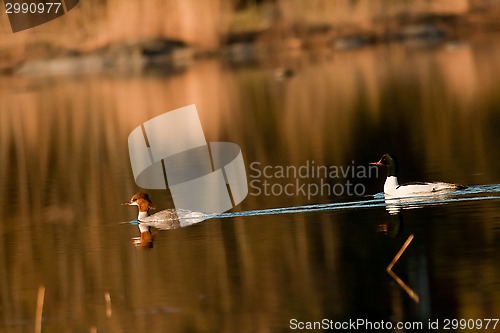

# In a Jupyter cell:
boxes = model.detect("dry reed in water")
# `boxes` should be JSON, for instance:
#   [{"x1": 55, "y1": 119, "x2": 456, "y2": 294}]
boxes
[
  {"x1": 104, "y1": 292, "x2": 112, "y2": 318},
  {"x1": 35, "y1": 285, "x2": 45, "y2": 333}
]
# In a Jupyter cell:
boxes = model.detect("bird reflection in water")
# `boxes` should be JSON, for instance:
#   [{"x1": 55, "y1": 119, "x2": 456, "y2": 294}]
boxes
[
  {"x1": 377, "y1": 208, "x2": 403, "y2": 237},
  {"x1": 378, "y1": 196, "x2": 421, "y2": 303}
]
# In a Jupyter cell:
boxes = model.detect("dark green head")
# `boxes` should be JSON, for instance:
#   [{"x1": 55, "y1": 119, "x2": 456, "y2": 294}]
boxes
[{"x1": 370, "y1": 153, "x2": 399, "y2": 177}]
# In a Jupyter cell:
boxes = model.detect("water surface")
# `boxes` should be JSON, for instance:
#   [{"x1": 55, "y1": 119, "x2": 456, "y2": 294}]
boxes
[{"x1": 1, "y1": 39, "x2": 500, "y2": 332}]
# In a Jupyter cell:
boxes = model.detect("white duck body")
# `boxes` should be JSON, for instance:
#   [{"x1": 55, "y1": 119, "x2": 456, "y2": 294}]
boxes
[
  {"x1": 139, "y1": 208, "x2": 181, "y2": 229},
  {"x1": 384, "y1": 176, "x2": 462, "y2": 197},
  {"x1": 141, "y1": 209, "x2": 216, "y2": 229}
]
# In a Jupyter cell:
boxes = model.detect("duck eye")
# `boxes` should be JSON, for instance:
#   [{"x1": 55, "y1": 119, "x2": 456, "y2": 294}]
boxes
[{"x1": 132, "y1": 198, "x2": 137, "y2": 202}]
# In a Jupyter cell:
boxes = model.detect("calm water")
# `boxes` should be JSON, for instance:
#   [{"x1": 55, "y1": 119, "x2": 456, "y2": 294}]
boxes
[{"x1": 1, "y1": 38, "x2": 500, "y2": 332}]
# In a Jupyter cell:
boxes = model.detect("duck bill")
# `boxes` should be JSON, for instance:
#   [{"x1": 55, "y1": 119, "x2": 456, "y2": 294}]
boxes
[{"x1": 369, "y1": 160, "x2": 383, "y2": 166}]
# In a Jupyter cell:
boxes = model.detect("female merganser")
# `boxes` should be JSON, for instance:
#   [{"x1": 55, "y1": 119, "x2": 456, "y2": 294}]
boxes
[
  {"x1": 123, "y1": 192, "x2": 183, "y2": 231},
  {"x1": 123, "y1": 193, "x2": 217, "y2": 234},
  {"x1": 370, "y1": 154, "x2": 465, "y2": 197},
  {"x1": 122, "y1": 193, "x2": 162, "y2": 247}
]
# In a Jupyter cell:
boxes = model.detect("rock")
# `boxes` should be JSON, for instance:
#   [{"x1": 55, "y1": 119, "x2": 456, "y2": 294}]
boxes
[
  {"x1": 274, "y1": 67, "x2": 295, "y2": 81},
  {"x1": 400, "y1": 24, "x2": 445, "y2": 40},
  {"x1": 334, "y1": 36, "x2": 375, "y2": 50},
  {"x1": 14, "y1": 37, "x2": 193, "y2": 76}
]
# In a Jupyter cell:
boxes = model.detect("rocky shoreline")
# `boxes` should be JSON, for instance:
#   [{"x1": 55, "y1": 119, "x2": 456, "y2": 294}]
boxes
[{"x1": 4, "y1": 8, "x2": 500, "y2": 76}]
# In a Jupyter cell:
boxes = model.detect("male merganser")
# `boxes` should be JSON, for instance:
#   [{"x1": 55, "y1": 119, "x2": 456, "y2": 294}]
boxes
[{"x1": 370, "y1": 154, "x2": 465, "y2": 197}]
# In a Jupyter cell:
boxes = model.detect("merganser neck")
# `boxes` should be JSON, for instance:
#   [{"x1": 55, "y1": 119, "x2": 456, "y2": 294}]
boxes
[
  {"x1": 137, "y1": 211, "x2": 150, "y2": 233},
  {"x1": 384, "y1": 176, "x2": 399, "y2": 195},
  {"x1": 387, "y1": 164, "x2": 397, "y2": 177},
  {"x1": 138, "y1": 211, "x2": 149, "y2": 220}
]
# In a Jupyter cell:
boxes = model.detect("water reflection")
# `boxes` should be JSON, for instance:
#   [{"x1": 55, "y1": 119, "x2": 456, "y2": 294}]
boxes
[
  {"x1": 383, "y1": 193, "x2": 463, "y2": 215},
  {"x1": 1, "y1": 38, "x2": 500, "y2": 331},
  {"x1": 377, "y1": 209, "x2": 403, "y2": 237}
]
